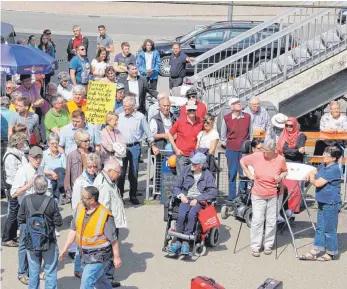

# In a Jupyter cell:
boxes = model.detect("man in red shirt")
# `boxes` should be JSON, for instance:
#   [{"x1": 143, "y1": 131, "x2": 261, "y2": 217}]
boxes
[
  {"x1": 67, "y1": 25, "x2": 89, "y2": 62},
  {"x1": 221, "y1": 97, "x2": 252, "y2": 200},
  {"x1": 169, "y1": 100, "x2": 203, "y2": 175},
  {"x1": 179, "y1": 88, "x2": 207, "y2": 120}
]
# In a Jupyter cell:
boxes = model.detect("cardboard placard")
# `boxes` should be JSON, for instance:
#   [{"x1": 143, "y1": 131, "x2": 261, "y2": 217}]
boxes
[{"x1": 85, "y1": 81, "x2": 116, "y2": 124}]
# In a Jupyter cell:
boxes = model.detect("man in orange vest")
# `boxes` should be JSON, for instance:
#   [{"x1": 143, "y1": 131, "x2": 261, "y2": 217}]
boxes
[{"x1": 59, "y1": 186, "x2": 122, "y2": 288}]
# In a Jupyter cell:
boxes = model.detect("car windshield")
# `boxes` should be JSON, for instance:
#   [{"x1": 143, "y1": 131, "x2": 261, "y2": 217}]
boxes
[{"x1": 178, "y1": 26, "x2": 207, "y2": 43}]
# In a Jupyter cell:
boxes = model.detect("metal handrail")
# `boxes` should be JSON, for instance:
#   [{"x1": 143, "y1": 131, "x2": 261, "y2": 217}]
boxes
[
  {"x1": 191, "y1": 1, "x2": 315, "y2": 66},
  {"x1": 191, "y1": 3, "x2": 345, "y2": 82}
]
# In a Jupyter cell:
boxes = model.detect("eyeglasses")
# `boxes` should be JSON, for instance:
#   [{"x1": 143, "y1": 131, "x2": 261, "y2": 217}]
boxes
[
  {"x1": 285, "y1": 124, "x2": 294, "y2": 128},
  {"x1": 79, "y1": 48, "x2": 85, "y2": 51},
  {"x1": 203, "y1": 121, "x2": 212, "y2": 125},
  {"x1": 187, "y1": 95, "x2": 197, "y2": 99},
  {"x1": 5, "y1": 86, "x2": 13, "y2": 90},
  {"x1": 110, "y1": 169, "x2": 121, "y2": 174},
  {"x1": 87, "y1": 165, "x2": 98, "y2": 169}
]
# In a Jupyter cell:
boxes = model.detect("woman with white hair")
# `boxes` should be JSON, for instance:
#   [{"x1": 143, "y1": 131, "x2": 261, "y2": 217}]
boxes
[
  {"x1": 2, "y1": 132, "x2": 28, "y2": 247},
  {"x1": 42, "y1": 133, "x2": 66, "y2": 205},
  {"x1": 240, "y1": 139, "x2": 288, "y2": 257},
  {"x1": 57, "y1": 72, "x2": 74, "y2": 101},
  {"x1": 65, "y1": 85, "x2": 87, "y2": 115},
  {"x1": 63, "y1": 129, "x2": 91, "y2": 204}
]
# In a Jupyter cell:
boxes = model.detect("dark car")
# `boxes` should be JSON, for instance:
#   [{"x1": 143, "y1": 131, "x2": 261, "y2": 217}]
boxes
[
  {"x1": 155, "y1": 21, "x2": 292, "y2": 77},
  {"x1": 337, "y1": 9, "x2": 347, "y2": 24},
  {"x1": 1, "y1": 22, "x2": 16, "y2": 44}
]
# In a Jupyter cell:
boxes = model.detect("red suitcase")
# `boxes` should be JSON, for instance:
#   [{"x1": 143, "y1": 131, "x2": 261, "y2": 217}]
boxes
[{"x1": 191, "y1": 276, "x2": 225, "y2": 289}]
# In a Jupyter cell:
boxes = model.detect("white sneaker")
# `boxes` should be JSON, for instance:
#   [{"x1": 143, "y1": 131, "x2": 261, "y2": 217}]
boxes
[
  {"x1": 277, "y1": 215, "x2": 285, "y2": 223},
  {"x1": 55, "y1": 229, "x2": 60, "y2": 237}
]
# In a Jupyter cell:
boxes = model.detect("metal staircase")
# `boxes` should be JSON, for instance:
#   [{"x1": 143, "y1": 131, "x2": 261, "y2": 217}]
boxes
[{"x1": 191, "y1": 2, "x2": 347, "y2": 116}]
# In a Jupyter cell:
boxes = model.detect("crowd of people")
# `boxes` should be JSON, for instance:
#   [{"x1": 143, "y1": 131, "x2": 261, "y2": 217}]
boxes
[{"x1": 1, "y1": 23, "x2": 346, "y2": 289}]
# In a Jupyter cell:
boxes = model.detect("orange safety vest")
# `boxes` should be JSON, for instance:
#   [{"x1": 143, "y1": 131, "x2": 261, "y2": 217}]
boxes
[{"x1": 75, "y1": 203, "x2": 112, "y2": 250}]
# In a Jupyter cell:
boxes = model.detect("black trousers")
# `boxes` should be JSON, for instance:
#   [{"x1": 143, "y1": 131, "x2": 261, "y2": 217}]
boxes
[
  {"x1": 147, "y1": 78, "x2": 158, "y2": 91},
  {"x1": 169, "y1": 77, "x2": 183, "y2": 89},
  {"x1": 2, "y1": 184, "x2": 19, "y2": 242}
]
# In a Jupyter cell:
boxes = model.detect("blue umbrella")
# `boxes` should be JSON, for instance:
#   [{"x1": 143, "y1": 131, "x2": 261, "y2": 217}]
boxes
[{"x1": 0, "y1": 43, "x2": 58, "y2": 75}]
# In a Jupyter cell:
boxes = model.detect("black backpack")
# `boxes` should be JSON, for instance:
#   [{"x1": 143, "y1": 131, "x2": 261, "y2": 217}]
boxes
[{"x1": 25, "y1": 195, "x2": 51, "y2": 251}]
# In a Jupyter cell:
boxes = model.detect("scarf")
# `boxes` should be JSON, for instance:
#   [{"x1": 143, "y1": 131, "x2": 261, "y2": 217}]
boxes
[
  {"x1": 277, "y1": 117, "x2": 301, "y2": 154},
  {"x1": 73, "y1": 34, "x2": 83, "y2": 49}
]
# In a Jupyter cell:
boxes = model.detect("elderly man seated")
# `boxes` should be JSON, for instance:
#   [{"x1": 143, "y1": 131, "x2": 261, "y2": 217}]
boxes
[
  {"x1": 243, "y1": 97, "x2": 272, "y2": 136},
  {"x1": 168, "y1": 152, "x2": 217, "y2": 255},
  {"x1": 315, "y1": 101, "x2": 347, "y2": 155}
]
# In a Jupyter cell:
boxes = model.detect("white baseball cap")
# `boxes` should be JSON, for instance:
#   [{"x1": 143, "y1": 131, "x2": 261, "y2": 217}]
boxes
[{"x1": 228, "y1": 97, "x2": 240, "y2": 106}]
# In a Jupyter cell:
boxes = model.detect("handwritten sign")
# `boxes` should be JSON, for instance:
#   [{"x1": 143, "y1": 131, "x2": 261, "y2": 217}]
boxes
[{"x1": 85, "y1": 81, "x2": 117, "y2": 124}]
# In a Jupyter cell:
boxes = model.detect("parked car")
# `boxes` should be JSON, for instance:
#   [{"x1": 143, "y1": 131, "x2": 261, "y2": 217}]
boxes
[
  {"x1": 155, "y1": 21, "x2": 294, "y2": 77},
  {"x1": 1, "y1": 22, "x2": 16, "y2": 44}
]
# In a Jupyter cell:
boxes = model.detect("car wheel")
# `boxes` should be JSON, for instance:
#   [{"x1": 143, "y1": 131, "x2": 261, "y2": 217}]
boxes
[{"x1": 159, "y1": 56, "x2": 171, "y2": 77}]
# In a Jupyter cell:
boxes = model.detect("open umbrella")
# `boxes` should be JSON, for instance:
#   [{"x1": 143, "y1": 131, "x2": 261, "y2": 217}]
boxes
[{"x1": 0, "y1": 43, "x2": 58, "y2": 75}]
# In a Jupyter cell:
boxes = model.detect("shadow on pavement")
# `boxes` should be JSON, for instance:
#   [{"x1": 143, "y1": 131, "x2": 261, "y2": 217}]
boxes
[{"x1": 115, "y1": 242, "x2": 154, "y2": 282}]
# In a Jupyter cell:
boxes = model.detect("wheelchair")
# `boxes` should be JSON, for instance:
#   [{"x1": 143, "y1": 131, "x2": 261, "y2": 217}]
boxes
[{"x1": 163, "y1": 196, "x2": 220, "y2": 257}]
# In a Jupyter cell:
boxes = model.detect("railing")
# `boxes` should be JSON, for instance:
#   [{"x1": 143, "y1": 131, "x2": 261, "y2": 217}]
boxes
[
  {"x1": 191, "y1": 4, "x2": 347, "y2": 115},
  {"x1": 192, "y1": 1, "x2": 321, "y2": 75}
]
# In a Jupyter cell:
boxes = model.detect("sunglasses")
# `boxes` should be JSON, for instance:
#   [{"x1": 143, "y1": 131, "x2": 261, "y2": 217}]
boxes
[
  {"x1": 187, "y1": 95, "x2": 197, "y2": 99},
  {"x1": 203, "y1": 121, "x2": 212, "y2": 125},
  {"x1": 87, "y1": 165, "x2": 98, "y2": 169},
  {"x1": 45, "y1": 32, "x2": 51, "y2": 35},
  {"x1": 79, "y1": 48, "x2": 85, "y2": 51},
  {"x1": 285, "y1": 124, "x2": 294, "y2": 128},
  {"x1": 187, "y1": 109, "x2": 196, "y2": 113}
]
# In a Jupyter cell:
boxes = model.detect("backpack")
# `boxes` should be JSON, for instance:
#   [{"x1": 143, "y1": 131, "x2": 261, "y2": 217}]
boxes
[{"x1": 25, "y1": 195, "x2": 51, "y2": 251}]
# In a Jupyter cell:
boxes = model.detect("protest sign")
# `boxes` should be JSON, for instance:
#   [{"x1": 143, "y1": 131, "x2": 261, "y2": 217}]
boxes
[{"x1": 85, "y1": 81, "x2": 116, "y2": 124}]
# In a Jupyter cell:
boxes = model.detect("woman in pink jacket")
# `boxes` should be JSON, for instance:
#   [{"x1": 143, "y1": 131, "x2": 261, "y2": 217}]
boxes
[{"x1": 100, "y1": 112, "x2": 125, "y2": 163}]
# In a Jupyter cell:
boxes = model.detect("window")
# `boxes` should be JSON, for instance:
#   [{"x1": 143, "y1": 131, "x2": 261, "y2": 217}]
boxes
[{"x1": 194, "y1": 29, "x2": 227, "y2": 47}]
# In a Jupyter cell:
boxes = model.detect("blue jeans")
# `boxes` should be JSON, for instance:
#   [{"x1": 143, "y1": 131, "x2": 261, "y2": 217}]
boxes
[
  {"x1": 313, "y1": 202, "x2": 340, "y2": 255},
  {"x1": 225, "y1": 149, "x2": 243, "y2": 200},
  {"x1": 27, "y1": 244, "x2": 58, "y2": 289},
  {"x1": 176, "y1": 203, "x2": 201, "y2": 235},
  {"x1": 18, "y1": 223, "x2": 28, "y2": 278},
  {"x1": 81, "y1": 262, "x2": 112, "y2": 289},
  {"x1": 118, "y1": 144, "x2": 141, "y2": 199},
  {"x1": 74, "y1": 247, "x2": 82, "y2": 273},
  {"x1": 176, "y1": 155, "x2": 190, "y2": 176}
]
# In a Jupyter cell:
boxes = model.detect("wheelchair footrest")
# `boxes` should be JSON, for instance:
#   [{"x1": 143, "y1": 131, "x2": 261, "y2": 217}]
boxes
[{"x1": 167, "y1": 230, "x2": 196, "y2": 241}]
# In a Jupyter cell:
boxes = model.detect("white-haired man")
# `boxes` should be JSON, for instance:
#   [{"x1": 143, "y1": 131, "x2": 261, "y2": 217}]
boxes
[
  {"x1": 94, "y1": 157, "x2": 126, "y2": 288},
  {"x1": 221, "y1": 97, "x2": 252, "y2": 200},
  {"x1": 117, "y1": 96, "x2": 160, "y2": 205},
  {"x1": 147, "y1": 92, "x2": 169, "y2": 121},
  {"x1": 243, "y1": 97, "x2": 271, "y2": 136}
]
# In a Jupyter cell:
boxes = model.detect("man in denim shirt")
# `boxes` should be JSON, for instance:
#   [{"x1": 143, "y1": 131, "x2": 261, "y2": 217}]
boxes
[{"x1": 59, "y1": 110, "x2": 100, "y2": 155}]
